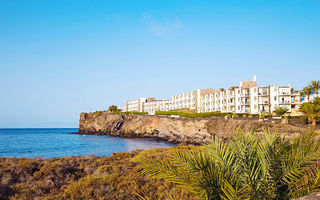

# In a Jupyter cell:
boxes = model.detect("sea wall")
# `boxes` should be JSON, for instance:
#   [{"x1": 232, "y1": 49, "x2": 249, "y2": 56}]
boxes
[{"x1": 79, "y1": 112, "x2": 316, "y2": 144}]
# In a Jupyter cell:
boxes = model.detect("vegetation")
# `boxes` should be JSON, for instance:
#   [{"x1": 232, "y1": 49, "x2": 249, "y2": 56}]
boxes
[
  {"x1": 299, "y1": 97, "x2": 320, "y2": 126},
  {"x1": 120, "y1": 111, "x2": 148, "y2": 115},
  {"x1": 94, "y1": 111, "x2": 103, "y2": 116},
  {"x1": 300, "y1": 80, "x2": 319, "y2": 102},
  {"x1": 0, "y1": 148, "x2": 196, "y2": 200},
  {"x1": 273, "y1": 106, "x2": 289, "y2": 118},
  {"x1": 301, "y1": 86, "x2": 313, "y2": 102},
  {"x1": 108, "y1": 105, "x2": 121, "y2": 113},
  {"x1": 155, "y1": 110, "x2": 259, "y2": 118},
  {"x1": 229, "y1": 86, "x2": 239, "y2": 90},
  {"x1": 309, "y1": 80, "x2": 320, "y2": 95},
  {"x1": 140, "y1": 129, "x2": 320, "y2": 200}
]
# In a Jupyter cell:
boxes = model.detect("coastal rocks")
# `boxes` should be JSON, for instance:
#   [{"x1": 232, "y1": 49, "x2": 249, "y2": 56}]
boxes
[
  {"x1": 293, "y1": 192, "x2": 320, "y2": 200},
  {"x1": 79, "y1": 113, "x2": 317, "y2": 144}
]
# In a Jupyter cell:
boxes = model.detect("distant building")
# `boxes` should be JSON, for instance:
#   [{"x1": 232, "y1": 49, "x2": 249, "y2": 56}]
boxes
[
  {"x1": 124, "y1": 76, "x2": 303, "y2": 115},
  {"x1": 124, "y1": 97, "x2": 155, "y2": 112}
]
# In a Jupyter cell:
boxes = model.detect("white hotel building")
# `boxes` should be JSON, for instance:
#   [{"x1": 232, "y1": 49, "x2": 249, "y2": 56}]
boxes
[{"x1": 124, "y1": 76, "x2": 302, "y2": 115}]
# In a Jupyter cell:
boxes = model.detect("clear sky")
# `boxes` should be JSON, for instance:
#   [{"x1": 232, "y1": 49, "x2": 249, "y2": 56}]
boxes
[{"x1": 0, "y1": 0, "x2": 319, "y2": 128}]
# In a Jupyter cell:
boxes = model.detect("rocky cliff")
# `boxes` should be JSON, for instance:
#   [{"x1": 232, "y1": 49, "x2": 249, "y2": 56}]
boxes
[{"x1": 79, "y1": 112, "x2": 317, "y2": 144}]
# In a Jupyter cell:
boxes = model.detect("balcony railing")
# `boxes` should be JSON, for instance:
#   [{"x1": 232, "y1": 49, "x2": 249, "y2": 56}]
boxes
[
  {"x1": 279, "y1": 93, "x2": 290, "y2": 95},
  {"x1": 280, "y1": 101, "x2": 290, "y2": 104}
]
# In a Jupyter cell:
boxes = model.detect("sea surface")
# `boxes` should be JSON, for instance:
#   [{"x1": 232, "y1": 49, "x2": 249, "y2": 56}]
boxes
[{"x1": 0, "y1": 128, "x2": 176, "y2": 158}]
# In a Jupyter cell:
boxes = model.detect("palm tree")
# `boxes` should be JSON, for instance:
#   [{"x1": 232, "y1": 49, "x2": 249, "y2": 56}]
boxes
[
  {"x1": 140, "y1": 129, "x2": 320, "y2": 200},
  {"x1": 299, "y1": 96, "x2": 320, "y2": 126},
  {"x1": 301, "y1": 87, "x2": 313, "y2": 102},
  {"x1": 309, "y1": 80, "x2": 320, "y2": 96},
  {"x1": 273, "y1": 107, "x2": 289, "y2": 118}
]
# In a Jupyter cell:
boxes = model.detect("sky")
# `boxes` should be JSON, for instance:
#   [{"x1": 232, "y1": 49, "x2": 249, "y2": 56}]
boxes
[{"x1": 0, "y1": 0, "x2": 319, "y2": 128}]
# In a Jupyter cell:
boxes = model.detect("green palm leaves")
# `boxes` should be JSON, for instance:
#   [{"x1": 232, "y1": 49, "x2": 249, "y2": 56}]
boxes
[
  {"x1": 140, "y1": 130, "x2": 320, "y2": 200},
  {"x1": 301, "y1": 80, "x2": 320, "y2": 102},
  {"x1": 273, "y1": 107, "x2": 289, "y2": 118},
  {"x1": 309, "y1": 81, "x2": 320, "y2": 95}
]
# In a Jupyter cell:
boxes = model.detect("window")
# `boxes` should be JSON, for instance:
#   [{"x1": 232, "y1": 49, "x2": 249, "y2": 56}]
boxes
[{"x1": 254, "y1": 105, "x2": 257, "y2": 109}]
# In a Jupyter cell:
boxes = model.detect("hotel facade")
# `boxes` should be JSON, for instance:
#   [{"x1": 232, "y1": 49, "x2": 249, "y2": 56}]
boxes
[{"x1": 124, "y1": 76, "x2": 302, "y2": 115}]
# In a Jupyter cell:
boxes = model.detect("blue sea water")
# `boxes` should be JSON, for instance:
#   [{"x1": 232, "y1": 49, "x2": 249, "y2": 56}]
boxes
[{"x1": 0, "y1": 128, "x2": 176, "y2": 158}]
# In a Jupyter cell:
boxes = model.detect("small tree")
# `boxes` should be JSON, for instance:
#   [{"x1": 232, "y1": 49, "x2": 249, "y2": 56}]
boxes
[
  {"x1": 299, "y1": 97, "x2": 320, "y2": 126},
  {"x1": 260, "y1": 112, "x2": 265, "y2": 119},
  {"x1": 108, "y1": 105, "x2": 119, "y2": 113},
  {"x1": 273, "y1": 107, "x2": 289, "y2": 118}
]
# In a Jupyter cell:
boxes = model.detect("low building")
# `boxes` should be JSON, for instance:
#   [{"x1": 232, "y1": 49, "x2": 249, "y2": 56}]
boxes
[
  {"x1": 124, "y1": 76, "x2": 302, "y2": 115},
  {"x1": 124, "y1": 97, "x2": 155, "y2": 112},
  {"x1": 143, "y1": 99, "x2": 170, "y2": 114}
]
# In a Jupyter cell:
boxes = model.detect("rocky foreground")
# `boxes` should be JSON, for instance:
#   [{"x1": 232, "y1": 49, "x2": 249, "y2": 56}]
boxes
[
  {"x1": 0, "y1": 147, "x2": 197, "y2": 200},
  {"x1": 79, "y1": 112, "x2": 318, "y2": 144}
]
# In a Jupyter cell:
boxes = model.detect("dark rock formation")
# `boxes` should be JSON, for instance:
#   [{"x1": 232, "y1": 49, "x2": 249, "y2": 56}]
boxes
[{"x1": 79, "y1": 112, "x2": 318, "y2": 144}]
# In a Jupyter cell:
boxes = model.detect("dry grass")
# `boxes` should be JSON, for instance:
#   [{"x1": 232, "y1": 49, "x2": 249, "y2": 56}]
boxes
[{"x1": 0, "y1": 147, "x2": 198, "y2": 200}]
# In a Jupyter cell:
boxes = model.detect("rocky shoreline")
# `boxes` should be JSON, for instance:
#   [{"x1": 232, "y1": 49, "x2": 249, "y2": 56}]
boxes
[{"x1": 78, "y1": 112, "x2": 317, "y2": 144}]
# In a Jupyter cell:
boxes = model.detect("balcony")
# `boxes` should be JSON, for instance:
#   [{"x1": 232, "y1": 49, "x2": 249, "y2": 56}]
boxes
[
  {"x1": 241, "y1": 93, "x2": 250, "y2": 97},
  {"x1": 292, "y1": 100, "x2": 301, "y2": 104},
  {"x1": 280, "y1": 101, "x2": 290, "y2": 104},
  {"x1": 258, "y1": 101, "x2": 269, "y2": 104},
  {"x1": 258, "y1": 92, "x2": 268, "y2": 96},
  {"x1": 258, "y1": 109, "x2": 270, "y2": 113},
  {"x1": 241, "y1": 101, "x2": 250, "y2": 105}
]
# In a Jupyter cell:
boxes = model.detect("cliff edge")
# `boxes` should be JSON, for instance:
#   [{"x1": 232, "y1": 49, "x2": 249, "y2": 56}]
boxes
[{"x1": 78, "y1": 112, "x2": 317, "y2": 144}]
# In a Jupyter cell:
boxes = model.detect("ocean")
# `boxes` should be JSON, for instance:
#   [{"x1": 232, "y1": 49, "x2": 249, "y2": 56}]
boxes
[{"x1": 0, "y1": 128, "x2": 175, "y2": 158}]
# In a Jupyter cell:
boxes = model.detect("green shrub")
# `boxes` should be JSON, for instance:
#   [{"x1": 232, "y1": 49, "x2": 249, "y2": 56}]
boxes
[
  {"x1": 95, "y1": 111, "x2": 102, "y2": 116},
  {"x1": 120, "y1": 111, "x2": 148, "y2": 115},
  {"x1": 141, "y1": 130, "x2": 320, "y2": 200}
]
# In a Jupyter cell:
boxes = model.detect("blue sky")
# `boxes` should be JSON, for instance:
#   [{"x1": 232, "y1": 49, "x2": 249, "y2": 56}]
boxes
[{"x1": 0, "y1": 0, "x2": 319, "y2": 128}]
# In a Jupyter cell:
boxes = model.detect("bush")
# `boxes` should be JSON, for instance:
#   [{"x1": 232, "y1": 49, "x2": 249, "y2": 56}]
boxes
[
  {"x1": 120, "y1": 111, "x2": 148, "y2": 115},
  {"x1": 95, "y1": 111, "x2": 102, "y2": 116}
]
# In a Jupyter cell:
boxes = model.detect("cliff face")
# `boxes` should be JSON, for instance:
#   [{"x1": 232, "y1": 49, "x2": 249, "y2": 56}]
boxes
[{"x1": 79, "y1": 113, "x2": 315, "y2": 144}]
